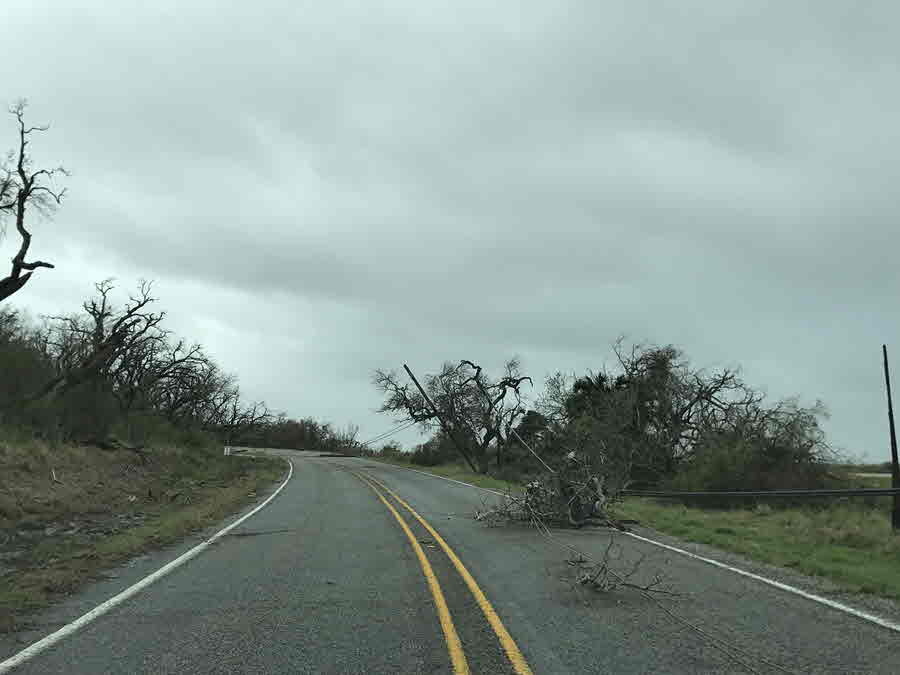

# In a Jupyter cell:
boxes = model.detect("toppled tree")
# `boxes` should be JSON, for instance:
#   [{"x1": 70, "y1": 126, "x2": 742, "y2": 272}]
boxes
[
  {"x1": 35, "y1": 279, "x2": 164, "y2": 403},
  {"x1": 476, "y1": 451, "x2": 617, "y2": 528},
  {"x1": 477, "y1": 371, "x2": 642, "y2": 528},
  {"x1": 373, "y1": 359, "x2": 532, "y2": 473},
  {"x1": 472, "y1": 350, "x2": 682, "y2": 601},
  {"x1": 475, "y1": 338, "x2": 840, "y2": 605},
  {"x1": 476, "y1": 338, "x2": 834, "y2": 596},
  {"x1": 0, "y1": 101, "x2": 66, "y2": 303},
  {"x1": 475, "y1": 446, "x2": 672, "y2": 599}
]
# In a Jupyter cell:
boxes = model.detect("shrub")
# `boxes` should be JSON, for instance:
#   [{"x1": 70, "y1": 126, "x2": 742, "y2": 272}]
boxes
[
  {"x1": 378, "y1": 442, "x2": 404, "y2": 460},
  {"x1": 54, "y1": 383, "x2": 120, "y2": 442},
  {"x1": 409, "y1": 433, "x2": 457, "y2": 466},
  {"x1": 665, "y1": 433, "x2": 837, "y2": 507},
  {"x1": 409, "y1": 443, "x2": 446, "y2": 466}
]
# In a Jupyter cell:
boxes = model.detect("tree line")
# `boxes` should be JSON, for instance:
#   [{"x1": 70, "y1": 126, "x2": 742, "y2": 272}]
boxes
[
  {"x1": 0, "y1": 281, "x2": 362, "y2": 453},
  {"x1": 0, "y1": 280, "x2": 269, "y2": 446},
  {"x1": 0, "y1": 101, "x2": 838, "y2": 485},
  {"x1": 0, "y1": 102, "x2": 355, "y2": 454},
  {"x1": 373, "y1": 340, "x2": 837, "y2": 494}
]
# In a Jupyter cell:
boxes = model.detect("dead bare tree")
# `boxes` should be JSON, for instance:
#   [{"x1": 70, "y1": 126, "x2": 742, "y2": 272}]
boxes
[
  {"x1": 374, "y1": 358, "x2": 532, "y2": 473},
  {"x1": 334, "y1": 422, "x2": 361, "y2": 454},
  {"x1": 0, "y1": 101, "x2": 66, "y2": 303},
  {"x1": 149, "y1": 353, "x2": 226, "y2": 428},
  {"x1": 217, "y1": 391, "x2": 272, "y2": 442},
  {"x1": 474, "y1": 446, "x2": 673, "y2": 600},
  {"x1": 110, "y1": 336, "x2": 204, "y2": 414},
  {"x1": 34, "y1": 280, "x2": 163, "y2": 402},
  {"x1": 2, "y1": 276, "x2": 278, "y2": 451}
]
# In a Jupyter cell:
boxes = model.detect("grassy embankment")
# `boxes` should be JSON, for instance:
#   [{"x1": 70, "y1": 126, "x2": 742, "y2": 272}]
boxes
[
  {"x1": 373, "y1": 457, "x2": 900, "y2": 600},
  {"x1": 0, "y1": 429, "x2": 285, "y2": 632}
]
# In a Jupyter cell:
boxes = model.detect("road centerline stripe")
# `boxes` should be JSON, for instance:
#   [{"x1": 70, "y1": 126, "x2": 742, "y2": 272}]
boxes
[
  {"x1": 353, "y1": 473, "x2": 470, "y2": 675},
  {"x1": 365, "y1": 459, "x2": 900, "y2": 636},
  {"x1": 361, "y1": 472, "x2": 535, "y2": 675}
]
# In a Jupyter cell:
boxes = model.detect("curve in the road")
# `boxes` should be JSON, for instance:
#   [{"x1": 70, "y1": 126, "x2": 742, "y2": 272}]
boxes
[{"x1": 0, "y1": 458, "x2": 295, "y2": 674}]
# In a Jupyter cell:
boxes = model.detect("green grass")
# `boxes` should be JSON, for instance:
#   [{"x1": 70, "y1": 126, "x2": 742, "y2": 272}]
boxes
[
  {"x1": 613, "y1": 498, "x2": 900, "y2": 599},
  {"x1": 371, "y1": 457, "x2": 900, "y2": 600}
]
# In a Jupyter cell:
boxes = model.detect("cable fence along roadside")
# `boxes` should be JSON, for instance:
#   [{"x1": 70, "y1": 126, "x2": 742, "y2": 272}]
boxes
[
  {"x1": 627, "y1": 344, "x2": 900, "y2": 526},
  {"x1": 622, "y1": 487, "x2": 900, "y2": 499}
]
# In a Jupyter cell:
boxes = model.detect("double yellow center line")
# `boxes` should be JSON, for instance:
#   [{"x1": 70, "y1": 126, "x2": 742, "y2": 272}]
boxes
[{"x1": 353, "y1": 470, "x2": 534, "y2": 675}]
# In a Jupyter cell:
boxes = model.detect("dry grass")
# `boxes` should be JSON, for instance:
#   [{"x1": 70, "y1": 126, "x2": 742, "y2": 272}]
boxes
[{"x1": 0, "y1": 429, "x2": 284, "y2": 632}]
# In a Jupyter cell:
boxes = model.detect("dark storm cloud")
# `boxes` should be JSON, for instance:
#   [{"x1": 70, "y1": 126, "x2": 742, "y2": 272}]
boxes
[{"x1": 3, "y1": 1, "x2": 900, "y2": 457}]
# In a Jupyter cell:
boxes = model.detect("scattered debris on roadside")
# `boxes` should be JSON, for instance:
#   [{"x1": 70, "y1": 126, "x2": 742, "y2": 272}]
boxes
[{"x1": 475, "y1": 450, "x2": 674, "y2": 598}]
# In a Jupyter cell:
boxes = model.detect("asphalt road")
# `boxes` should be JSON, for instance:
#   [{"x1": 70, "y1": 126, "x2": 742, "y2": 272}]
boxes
[{"x1": 2, "y1": 450, "x2": 899, "y2": 673}]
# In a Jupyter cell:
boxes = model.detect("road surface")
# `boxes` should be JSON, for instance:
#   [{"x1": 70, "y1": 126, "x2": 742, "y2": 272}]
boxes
[{"x1": 2, "y1": 450, "x2": 898, "y2": 673}]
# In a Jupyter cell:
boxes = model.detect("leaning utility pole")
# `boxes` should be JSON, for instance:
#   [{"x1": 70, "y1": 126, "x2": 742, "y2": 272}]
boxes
[
  {"x1": 882, "y1": 345, "x2": 900, "y2": 530},
  {"x1": 403, "y1": 363, "x2": 479, "y2": 474}
]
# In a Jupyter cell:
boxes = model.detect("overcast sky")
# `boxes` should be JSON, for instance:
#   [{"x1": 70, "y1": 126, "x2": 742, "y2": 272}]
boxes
[{"x1": 3, "y1": 1, "x2": 899, "y2": 461}]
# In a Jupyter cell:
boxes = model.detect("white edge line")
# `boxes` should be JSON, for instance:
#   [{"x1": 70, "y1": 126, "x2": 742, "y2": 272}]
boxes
[
  {"x1": 0, "y1": 457, "x2": 294, "y2": 674},
  {"x1": 622, "y1": 530, "x2": 900, "y2": 633},
  {"x1": 372, "y1": 462, "x2": 506, "y2": 496},
  {"x1": 369, "y1": 460, "x2": 900, "y2": 635}
]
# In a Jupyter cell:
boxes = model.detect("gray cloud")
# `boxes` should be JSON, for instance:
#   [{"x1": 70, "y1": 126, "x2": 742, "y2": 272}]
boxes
[{"x1": 3, "y1": 1, "x2": 900, "y2": 458}]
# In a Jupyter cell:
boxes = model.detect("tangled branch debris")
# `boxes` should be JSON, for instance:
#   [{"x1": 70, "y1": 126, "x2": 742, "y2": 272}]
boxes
[
  {"x1": 475, "y1": 450, "x2": 626, "y2": 529},
  {"x1": 474, "y1": 450, "x2": 792, "y2": 674},
  {"x1": 473, "y1": 449, "x2": 675, "y2": 596}
]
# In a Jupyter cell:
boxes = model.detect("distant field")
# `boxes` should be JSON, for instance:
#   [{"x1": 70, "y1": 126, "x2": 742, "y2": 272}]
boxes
[
  {"x1": 850, "y1": 473, "x2": 892, "y2": 481},
  {"x1": 838, "y1": 473, "x2": 892, "y2": 488}
]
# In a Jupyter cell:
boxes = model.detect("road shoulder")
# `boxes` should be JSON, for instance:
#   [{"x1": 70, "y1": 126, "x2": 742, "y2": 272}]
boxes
[{"x1": 0, "y1": 451, "x2": 288, "y2": 660}]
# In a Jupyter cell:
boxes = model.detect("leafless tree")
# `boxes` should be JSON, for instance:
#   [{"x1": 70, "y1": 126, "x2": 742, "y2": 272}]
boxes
[
  {"x1": 2, "y1": 277, "x2": 275, "y2": 447},
  {"x1": 215, "y1": 394, "x2": 272, "y2": 443},
  {"x1": 335, "y1": 422, "x2": 360, "y2": 453},
  {"x1": 148, "y1": 355, "x2": 271, "y2": 439},
  {"x1": 35, "y1": 280, "x2": 163, "y2": 402},
  {"x1": 374, "y1": 358, "x2": 532, "y2": 473},
  {"x1": 0, "y1": 101, "x2": 66, "y2": 303},
  {"x1": 109, "y1": 334, "x2": 204, "y2": 414}
]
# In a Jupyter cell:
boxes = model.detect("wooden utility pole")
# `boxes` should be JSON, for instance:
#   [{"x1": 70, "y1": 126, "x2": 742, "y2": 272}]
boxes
[
  {"x1": 882, "y1": 345, "x2": 900, "y2": 530},
  {"x1": 403, "y1": 363, "x2": 479, "y2": 474}
]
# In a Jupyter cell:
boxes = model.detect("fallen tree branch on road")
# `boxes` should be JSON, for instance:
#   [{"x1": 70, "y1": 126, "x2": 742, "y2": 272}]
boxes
[
  {"x1": 474, "y1": 448, "x2": 676, "y2": 599},
  {"x1": 472, "y1": 454, "x2": 796, "y2": 674},
  {"x1": 476, "y1": 476, "x2": 793, "y2": 674},
  {"x1": 475, "y1": 450, "x2": 627, "y2": 529}
]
